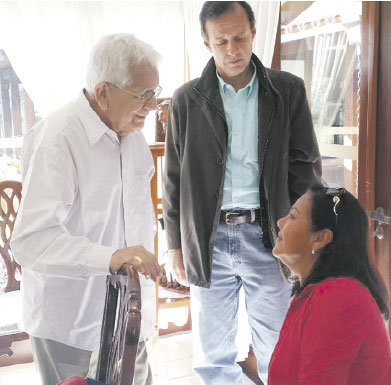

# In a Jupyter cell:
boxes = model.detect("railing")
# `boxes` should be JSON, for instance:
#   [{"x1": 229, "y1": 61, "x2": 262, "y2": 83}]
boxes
[{"x1": 317, "y1": 125, "x2": 359, "y2": 160}]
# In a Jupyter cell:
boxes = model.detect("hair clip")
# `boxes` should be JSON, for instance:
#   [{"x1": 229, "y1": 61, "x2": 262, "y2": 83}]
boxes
[
  {"x1": 333, "y1": 196, "x2": 340, "y2": 215},
  {"x1": 324, "y1": 187, "x2": 346, "y2": 219}
]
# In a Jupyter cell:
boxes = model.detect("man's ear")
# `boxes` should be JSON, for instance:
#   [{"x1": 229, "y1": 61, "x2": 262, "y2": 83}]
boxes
[
  {"x1": 251, "y1": 28, "x2": 256, "y2": 41},
  {"x1": 312, "y1": 229, "x2": 333, "y2": 254},
  {"x1": 204, "y1": 39, "x2": 212, "y2": 53},
  {"x1": 94, "y1": 82, "x2": 109, "y2": 111}
]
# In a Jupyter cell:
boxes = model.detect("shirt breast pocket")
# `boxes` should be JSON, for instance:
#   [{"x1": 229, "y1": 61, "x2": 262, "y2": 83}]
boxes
[{"x1": 128, "y1": 174, "x2": 150, "y2": 200}]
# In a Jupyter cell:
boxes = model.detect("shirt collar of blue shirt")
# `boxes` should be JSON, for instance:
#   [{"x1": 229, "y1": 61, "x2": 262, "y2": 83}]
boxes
[{"x1": 216, "y1": 61, "x2": 257, "y2": 97}]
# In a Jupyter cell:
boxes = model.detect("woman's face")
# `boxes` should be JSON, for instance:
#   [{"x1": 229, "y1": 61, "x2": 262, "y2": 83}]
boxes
[{"x1": 273, "y1": 193, "x2": 318, "y2": 278}]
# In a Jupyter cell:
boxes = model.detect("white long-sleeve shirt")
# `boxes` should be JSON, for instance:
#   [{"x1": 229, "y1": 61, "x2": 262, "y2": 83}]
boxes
[{"x1": 11, "y1": 92, "x2": 156, "y2": 351}]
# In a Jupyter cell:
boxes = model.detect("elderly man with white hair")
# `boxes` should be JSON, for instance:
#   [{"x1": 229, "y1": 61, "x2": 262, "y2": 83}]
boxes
[{"x1": 11, "y1": 33, "x2": 162, "y2": 385}]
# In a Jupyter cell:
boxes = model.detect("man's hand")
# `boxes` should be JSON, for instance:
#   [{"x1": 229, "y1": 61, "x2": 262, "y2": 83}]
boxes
[
  {"x1": 110, "y1": 245, "x2": 162, "y2": 282},
  {"x1": 167, "y1": 249, "x2": 189, "y2": 286}
]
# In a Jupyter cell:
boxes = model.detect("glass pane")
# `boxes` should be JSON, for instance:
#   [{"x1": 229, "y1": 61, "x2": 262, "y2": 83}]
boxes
[{"x1": 281, "y1": 1, "x2": 362, "y2": 196}]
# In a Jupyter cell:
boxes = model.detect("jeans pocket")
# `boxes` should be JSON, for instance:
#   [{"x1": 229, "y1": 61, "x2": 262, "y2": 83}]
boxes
[{"x1": 245, "y1": 221, "x2": 263, "y2": 240}]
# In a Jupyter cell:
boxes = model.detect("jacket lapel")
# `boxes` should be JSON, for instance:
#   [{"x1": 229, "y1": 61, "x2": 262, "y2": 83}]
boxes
[
  {"x1": 258, "y1": 88, "x2": 275, "y2": 176},
  {"x1": 189, "y1": 58, "x2": 227, "y2": 151},
  {"x1": 252, "y1": 54, "x2": 275, "y2": 176}
]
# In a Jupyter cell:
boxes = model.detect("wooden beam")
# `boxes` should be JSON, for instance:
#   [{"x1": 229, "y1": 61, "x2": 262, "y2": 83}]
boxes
[
  {"x1": 0, "y1": 75, "x2": 13, "y2": 156},
  {"x1": 11, "y1": 74, "x2": 22, "y2": 137}
]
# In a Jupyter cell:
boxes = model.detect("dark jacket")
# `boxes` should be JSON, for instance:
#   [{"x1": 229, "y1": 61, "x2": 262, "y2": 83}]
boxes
[{"x1": 163, "y1": 54, "x2": 321, "y2": 288}]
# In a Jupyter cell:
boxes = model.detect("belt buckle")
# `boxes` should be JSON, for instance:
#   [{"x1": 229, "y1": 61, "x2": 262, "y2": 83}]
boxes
[{"x1": 225, "y1": 211, "x2": 240, "y2": 225}]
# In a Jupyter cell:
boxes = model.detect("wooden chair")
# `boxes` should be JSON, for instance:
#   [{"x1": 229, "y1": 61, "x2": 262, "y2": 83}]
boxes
[
  {"x1": 157, "y1": 265, "x2": 191, "y2": 336},
  {"x1": 96, "y1": 265, "x2": 141, "y2": 385},
  {"x1": 150, "y1": 98, "x2": 192, "y2": 335},
  {"x1": 0, "y1": 180, "x2": 28, "y2": 357},
  {"x1": 149, "y1": 142, "x2": 192, "y2": 336}
]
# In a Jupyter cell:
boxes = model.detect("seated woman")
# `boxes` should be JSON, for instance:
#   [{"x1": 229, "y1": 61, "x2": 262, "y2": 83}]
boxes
[{"x1": 268, "y1": 184, "x2": 391, "y2": 385}]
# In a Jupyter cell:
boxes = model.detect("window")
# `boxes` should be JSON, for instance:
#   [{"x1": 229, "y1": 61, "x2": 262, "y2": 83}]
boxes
[{"x1": 281, "y1": 1, "x2": 362, "y2": 195}]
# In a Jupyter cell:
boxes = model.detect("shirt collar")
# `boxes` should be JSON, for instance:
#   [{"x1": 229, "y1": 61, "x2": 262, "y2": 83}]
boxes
[
  {"x1": 216, "y1": 61, "x2": 257, "y2": 96},
  {"x1": 76, "y1": 90, "x2": 119, "y2": 146}
]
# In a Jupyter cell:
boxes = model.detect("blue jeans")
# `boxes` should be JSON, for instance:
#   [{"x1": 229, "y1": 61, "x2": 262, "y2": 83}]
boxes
[{"x1": 190, "y1": 220, "x2": 291, "y2": 385}]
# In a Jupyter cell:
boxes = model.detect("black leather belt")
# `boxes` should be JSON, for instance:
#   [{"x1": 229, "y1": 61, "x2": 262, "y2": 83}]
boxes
[{"x1": 220, "y1": 209, "x2": 261, "y2": 225}]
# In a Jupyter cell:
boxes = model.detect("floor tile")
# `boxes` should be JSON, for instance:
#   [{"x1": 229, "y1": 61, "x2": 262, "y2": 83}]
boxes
[
  {"x1": 156, "y1": 356, "x2": 195, "y2": 379},
  {"x1": 0, "y1": 362, "x2": 40, "y2": 385},
  {"x1": 0, "y1": 332, "x2": 255, "y2": 385},
  {"x1": 164, "y1": 374, "x2": 202, "y2": 384}
]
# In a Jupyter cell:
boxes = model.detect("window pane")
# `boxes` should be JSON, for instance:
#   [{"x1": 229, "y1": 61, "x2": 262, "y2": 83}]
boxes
[{"x1": 281, "y1": 1, "x2": 362, "y2": 196}]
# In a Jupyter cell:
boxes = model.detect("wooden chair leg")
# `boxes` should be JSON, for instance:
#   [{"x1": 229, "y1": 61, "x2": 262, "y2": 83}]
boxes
[{"x1": 158, "y1": 302, "x2": 191, "y2": 336}]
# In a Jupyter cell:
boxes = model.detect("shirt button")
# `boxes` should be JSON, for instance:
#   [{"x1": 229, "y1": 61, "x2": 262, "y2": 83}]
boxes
[
  {"x1": 217, "y1": 158, "x2": 224, "y2": 166},
  {"x1": 214, "y1": 192, "x2": 219, "y2": 199}
]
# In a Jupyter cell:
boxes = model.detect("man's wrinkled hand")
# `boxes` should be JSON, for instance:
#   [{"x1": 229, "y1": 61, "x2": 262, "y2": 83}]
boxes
[
  {"x1": 167, "y1": 249, "x2": 189, "y2": 286},
  {"x1": 110, "y1": 245, "x2": 162, "y2": 282}
]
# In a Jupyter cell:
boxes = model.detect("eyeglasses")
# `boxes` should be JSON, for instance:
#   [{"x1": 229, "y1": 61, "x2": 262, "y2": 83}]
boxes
[
  {"x1": 106, "y1": 82, "x2": 162, "y2": 103},
  {"x1": 325, "y1": 187, "x2": 346, "y2": 217}
]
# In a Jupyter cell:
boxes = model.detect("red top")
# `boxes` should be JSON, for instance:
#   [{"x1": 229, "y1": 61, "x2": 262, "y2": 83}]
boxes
[{"x1": 268, "y1": 277, "x2": 391, "y2": 385}]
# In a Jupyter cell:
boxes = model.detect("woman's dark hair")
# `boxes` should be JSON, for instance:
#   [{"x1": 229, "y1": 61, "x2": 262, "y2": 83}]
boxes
[
  {"x1": 292, "y1": 183, "x2": 390, "y2": 319},
  {"x1": 199, "y1": 1, "x2": 255, "y2": 39}
]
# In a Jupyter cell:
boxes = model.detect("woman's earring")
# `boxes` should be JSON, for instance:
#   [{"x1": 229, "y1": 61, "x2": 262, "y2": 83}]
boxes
[{"x1": 312, "y1": 250, "x2": 316, "y2": 255}]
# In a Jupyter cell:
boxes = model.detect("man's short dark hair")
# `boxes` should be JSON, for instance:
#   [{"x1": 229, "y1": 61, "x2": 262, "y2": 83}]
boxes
[{"x1": 199, "y1": 1, "x2": 255, "y2": 39}]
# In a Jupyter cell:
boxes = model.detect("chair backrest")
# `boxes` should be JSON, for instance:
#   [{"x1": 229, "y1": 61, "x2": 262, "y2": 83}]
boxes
[
  {"x1": 155, "y1": 97, "x2": 171, "y2": 142},
  {"x1": 0, "y1": 180, "x2": 22, "y2": 292},
  {"x1": 96, "y1": 266, "x2": 141, "y2": 385}
]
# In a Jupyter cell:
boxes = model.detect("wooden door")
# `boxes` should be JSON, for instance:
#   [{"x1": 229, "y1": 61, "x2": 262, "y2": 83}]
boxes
[
  {"x1": 359, "y1": 1, "x2": 391, "y2": 331},
  {"x1": 374, "y1": 1, "x2": 391, "y2": 322}
]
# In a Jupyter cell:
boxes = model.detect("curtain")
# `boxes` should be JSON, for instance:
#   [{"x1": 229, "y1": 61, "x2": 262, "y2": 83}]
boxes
[
  {"x1": 311, "y1": 31, "x2": 357, "y2": 135},
  {"x1": 0, "y1": 1, "x2": 185, "y2": 118},
  {"x1": 183, "y1": 1, "x2": 211, "y2": 81},
  {"x1": 252, "y1": 0, "x2": 280, "y2": 68}
]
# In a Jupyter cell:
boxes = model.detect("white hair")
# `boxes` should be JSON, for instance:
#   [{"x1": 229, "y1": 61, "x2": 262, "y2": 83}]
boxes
[{"x1": 85, "y1": 33, "x2": 161, "y2": 93}]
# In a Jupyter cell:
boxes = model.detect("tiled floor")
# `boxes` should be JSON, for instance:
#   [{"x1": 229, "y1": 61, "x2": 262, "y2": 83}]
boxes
[
  {"x1": 151, "y1": 332, "x2": 201, "y2": 384},
  {"x1": 0, "y1": 333, "x2": 255, "y2": 385}
]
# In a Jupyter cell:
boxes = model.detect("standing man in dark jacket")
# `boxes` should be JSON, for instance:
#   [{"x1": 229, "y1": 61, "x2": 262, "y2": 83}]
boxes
[{"x1": 163, "y1": 2, "x2": 321, "y2": 384}]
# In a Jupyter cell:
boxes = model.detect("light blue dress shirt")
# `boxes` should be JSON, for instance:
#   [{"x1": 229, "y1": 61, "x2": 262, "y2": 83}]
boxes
[{"x1": 217, "y1": 63, "x2": 260, "y2": 210}]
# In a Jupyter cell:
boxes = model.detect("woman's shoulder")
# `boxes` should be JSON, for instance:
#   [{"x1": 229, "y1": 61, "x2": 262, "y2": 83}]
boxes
[
  {"x1": 307, "y1": 277, "x2": 377, "y2": 313},
  {"x1": 316, "y1": 276, "x2": 367, "y2": 292}
]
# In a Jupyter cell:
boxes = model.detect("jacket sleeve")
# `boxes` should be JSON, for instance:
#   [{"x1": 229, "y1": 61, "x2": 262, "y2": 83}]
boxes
[
  {"x1": 288, "y1": 77, "x2": 321, "y2": 203},
  {"x1": 162, "y1": 98, "x2": 182, "y2": 250}
]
